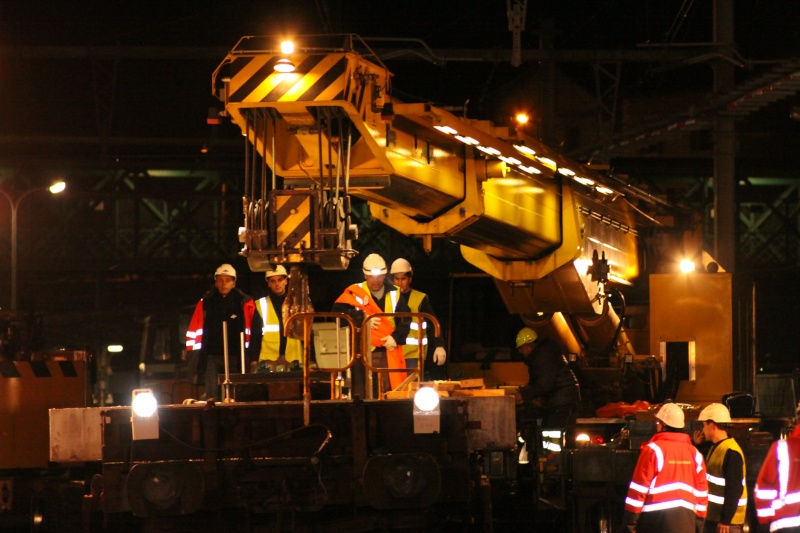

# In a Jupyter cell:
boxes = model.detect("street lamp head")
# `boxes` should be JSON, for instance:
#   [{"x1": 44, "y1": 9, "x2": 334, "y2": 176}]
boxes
[{"x1": 49, "y1": 181, "x2": 66, "y2": 194}]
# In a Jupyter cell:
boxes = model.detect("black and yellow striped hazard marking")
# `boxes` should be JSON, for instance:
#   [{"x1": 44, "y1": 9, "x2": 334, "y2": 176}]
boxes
[
  {"x1": 229, "y1": 53, "x2": 350, "y2": 104},
  {"x1": 0, "y1": 360, "x2": 82, "y2": 378},
  {"x1": 274, "y1": 193, "x2": 312, "y2": 250}
]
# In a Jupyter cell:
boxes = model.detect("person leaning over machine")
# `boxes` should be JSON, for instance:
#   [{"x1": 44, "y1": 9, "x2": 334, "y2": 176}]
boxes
[
  {"x1": 693, "y1": 403, "x2": 748, "y2": 533},
  {"x1": 389, "y1": 258, "x2": 446, "y2": 380},
  {"x1": 514, "y1": 326, "x2": 580, "y2": 428},
  {"x1": 624, "y1": 402, "x2": 709, "y2": 533}
]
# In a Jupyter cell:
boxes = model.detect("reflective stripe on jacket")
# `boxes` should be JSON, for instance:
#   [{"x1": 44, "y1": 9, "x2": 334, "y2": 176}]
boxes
[
  {"x1": 755, "y1": 425, "x2": 800, "y2": 531},
  {"x1": 256, "y1": 296, "x2": 302, "y2": 363},
  {"x1": 185, "y1": 296, "x2": 255, "y2": 352}
]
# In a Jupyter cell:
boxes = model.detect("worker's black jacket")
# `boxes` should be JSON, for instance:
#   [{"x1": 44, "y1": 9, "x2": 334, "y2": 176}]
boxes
[{"x1": 520, "y1": 337, "x2": 580, "y2": 408}]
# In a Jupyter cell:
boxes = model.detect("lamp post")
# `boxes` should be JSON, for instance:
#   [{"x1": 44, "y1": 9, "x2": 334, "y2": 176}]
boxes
[{"x1": 0, "y1": 181, "x2": 66, "y2": 309}]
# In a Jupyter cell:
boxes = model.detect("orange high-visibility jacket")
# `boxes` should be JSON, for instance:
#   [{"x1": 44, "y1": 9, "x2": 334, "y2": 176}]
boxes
[{"x1": 334, "y1": 282, "x2": 407, "y2": 389}]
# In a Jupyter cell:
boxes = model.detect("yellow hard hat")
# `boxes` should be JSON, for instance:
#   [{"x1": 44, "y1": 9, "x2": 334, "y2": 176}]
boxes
[
  {"x1": 515, "y1": 327, "x2": 538, "y2": 348},
  {"x1": 362, "y1": 253, "x2": 387, "y2": 275},
  {"x1": 265, "y1": 265, "x2": 288, "y2": 278},
  {"x1": 697, "y1": 403, "x2": 731, "y2": 424},
  {"x1": 655, "y1": 403, "x2": 685, "y2": 429}
]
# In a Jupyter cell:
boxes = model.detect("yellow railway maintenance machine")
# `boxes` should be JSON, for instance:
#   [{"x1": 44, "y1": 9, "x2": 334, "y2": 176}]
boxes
[{"x1": 47, "y1": 35, "x2": 775, "y2": 532}]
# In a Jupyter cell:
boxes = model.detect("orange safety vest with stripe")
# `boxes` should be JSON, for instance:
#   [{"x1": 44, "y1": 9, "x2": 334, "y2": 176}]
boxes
[
  {"x1": 402, "y1": 289, "x2": 427, "y2": 361},
  {"x1": 256, "y1": 296, "x2": 303, "y2": 363},
  {"x1": 755, "y1": 424, "x2": 800, "y2": 531},
  {"x1": 334, "y1": 282, "x2": 407, "y2": 390}
]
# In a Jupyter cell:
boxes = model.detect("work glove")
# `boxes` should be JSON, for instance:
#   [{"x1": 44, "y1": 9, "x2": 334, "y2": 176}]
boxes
[
  {"x1": 381, "y1": 335, "x2": 397, "y2": 351},
  {"x1": 368, "y1": 316, "x2": 380, "y2": 330},
  {"x1": 433, "y1": 347, "x2": 447, "y2": 365}
]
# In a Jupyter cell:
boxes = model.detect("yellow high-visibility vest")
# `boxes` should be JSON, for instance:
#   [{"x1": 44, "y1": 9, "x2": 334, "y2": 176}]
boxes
[
  {"x1": 257, "y1": 296, "x2": 302, "y2": 363},
  {"x1": 706, "y1": 437, "x2": 747, "y2": 524},
  {"x1": 402, "y1": 289, "x2": 427, "y2": 360}
]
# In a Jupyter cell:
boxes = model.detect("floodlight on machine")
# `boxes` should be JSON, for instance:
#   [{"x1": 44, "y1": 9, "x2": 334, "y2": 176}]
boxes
[
  {"x1": 131, "y1": 388, "x2": 159, "y2": 440},
  {"x1": 413, "y1": 386, "x2": 440, "y2": 434}
]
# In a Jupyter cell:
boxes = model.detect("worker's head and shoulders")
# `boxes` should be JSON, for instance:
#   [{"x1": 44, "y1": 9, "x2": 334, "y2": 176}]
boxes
[
  {"x1": 206, "y1": 263, "x2": 252, "y2": 305},
  {"x1": 696, "y1": 403, "x2": 740, "y2": 449},
  {"x1": 263, "y1": 264, "x2": 289, "y2": 304},
  {"x1": 359, "y1": 253, "x2": 396, "y2": 294},
  {"x1": 390, "y1": 257, "x2": 424, "y2": 302},
  {"x1": 650, "y1": 402, "x2": 693, "y2": 447},
  {"x1": 515, "y1": 327, "x2": 562, "y2": 362}
]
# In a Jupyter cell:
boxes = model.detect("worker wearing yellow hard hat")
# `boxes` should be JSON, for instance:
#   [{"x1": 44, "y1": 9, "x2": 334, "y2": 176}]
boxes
[{"x1": 514, "y1": 326, "x2": 580, "y2": 428}]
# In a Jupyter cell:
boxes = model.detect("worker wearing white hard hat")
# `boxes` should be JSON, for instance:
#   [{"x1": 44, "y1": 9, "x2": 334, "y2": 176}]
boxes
[
  {"x1": 693, "y1": 403, "x2": 747, "y2": 532},
  {"x1": 332, "y1": 253, "x2": 410, "y2": 398},
  {"x1": 624, "y1": 402, "x2": 709, "y2": 533},
  {"x1": 389, "y1": 258, "x2": 447, "y2": 379},
  {"x1": 253, "y1": 264, "x2": 304, "y2": 372},
  {"x1": 185, "y1": 263, "x2": 257, "y2": 399},
  {"x1": 514, "y1": 326, "x2": 580, "y2": 428}
]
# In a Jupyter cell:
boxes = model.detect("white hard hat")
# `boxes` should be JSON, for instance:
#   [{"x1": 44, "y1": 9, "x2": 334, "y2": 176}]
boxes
[
  {"x1": 655, "y1": 403, "x2": 685, "y2": 429},
  {"x1": 362, "y1": 253, "x2": 387, "y2": 275},
  {"x1": 390, "y1": 258, "x2": 413, "y2": 275},
  {"x1": 214, "y1": 263, "x2": 236, "y2": 280},
  {"x1": 265, "y1": 265, "x2": 288, "y2": 278},
  {"x1": 697, "y1": 403, "x2": 731, "y2": 424}
]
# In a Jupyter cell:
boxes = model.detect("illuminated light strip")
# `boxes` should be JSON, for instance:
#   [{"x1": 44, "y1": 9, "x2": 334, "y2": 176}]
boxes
[
  {"x1": 518, "y1": 165, "x2": 542, "y2": 174},
  {"x1": 537, "y1": 156, "x2": 556, "y2": 170},
  {"x1": 476, "y1": 145, "x2": 501, "y2": 156},
  {"x1": 596, "y1": 186, "x2": 615, "y2": 195},
  {"x1": 455, "y1": 135, "x2": 479, "y2": 145},
  {"x1": 558, "y1": 167, "x2": 576, "y2": 177},
  {"x1": 578, "y1": 206, "x2": 637, "y2": 235},
  {"x1": 574, "y1": 176, "x2": 595, "y2": 186},
  {"x1": 433, "y1": 118, "x2": 561, "y2": 179},
  {"x1": 434, "y1": 125, "x2": 458, "y2": 135},
  {"x1": 513, "y1": 144, "x2": 536, "y2": 156},
  {"x1": 499, "y1": 155, "x2": 522, "y2": 166}
]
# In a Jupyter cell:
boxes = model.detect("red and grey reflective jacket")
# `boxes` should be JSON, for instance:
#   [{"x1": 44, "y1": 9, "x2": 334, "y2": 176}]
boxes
[
  {"x1": 624, "y1": 432, "x2": 709, "y2": 524},
  {"x1": 185, "y1": 290, "x2": 255, "y2": 354},
  {"x1": 755, "y1": 425, "x2": 800, "y2": 531}
]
